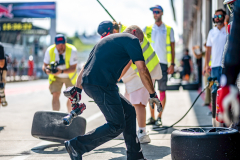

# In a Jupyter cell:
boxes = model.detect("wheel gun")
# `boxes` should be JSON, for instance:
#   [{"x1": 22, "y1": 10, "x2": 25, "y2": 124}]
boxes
[{"x1": 63, "y1": 86, "x2": 86, "y2": 126}]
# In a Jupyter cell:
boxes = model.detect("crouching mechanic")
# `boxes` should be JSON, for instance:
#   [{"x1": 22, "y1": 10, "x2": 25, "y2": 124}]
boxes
[
  {"x1": 42, "y1": 34, "x2": 78, "y2": 112},
  {"x1": 218, "y1": 0, "x2": 240, "y2": 128},
  {"x1": 64, "y1": 25, "x2": 162, "y2": 160},
  {"x1": 97, "y1": 21, "x2": 162, "y2": 143},
  {"x1": 0, "y1": 43, "x2": 8, "y2": 107}
]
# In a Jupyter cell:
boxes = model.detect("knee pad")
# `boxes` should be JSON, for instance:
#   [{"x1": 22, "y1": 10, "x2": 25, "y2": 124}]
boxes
[{"x1": 160, "y1": 91, "x2": 166, "y2": 101}]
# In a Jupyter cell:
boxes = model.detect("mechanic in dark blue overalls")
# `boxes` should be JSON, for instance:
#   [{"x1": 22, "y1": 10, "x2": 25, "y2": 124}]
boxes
[{"x1": 64, "y1": 24, "x2": 162, "y2": 160}]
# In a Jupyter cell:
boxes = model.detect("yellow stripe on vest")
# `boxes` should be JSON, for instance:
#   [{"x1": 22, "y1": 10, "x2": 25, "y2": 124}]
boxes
[
  {"x1": 120, "y1": 24, "x2": 159, "y2": 76},
  {"x1": 48, "y1": 43, "x2": 77, "y2": 85},
  {"x1": 145, "y1": 24, "x2": 172, "y2": 63}
]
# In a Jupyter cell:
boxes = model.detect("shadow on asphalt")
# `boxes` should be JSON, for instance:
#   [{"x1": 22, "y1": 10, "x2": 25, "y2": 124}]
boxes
[
  {"x1": 31, "y1": 144, "x2": 66, "y2": 154},
  {"x1": 84, "y1": 146, "x2": 126, "y2": 159},
  {"x1": 142, "y1": 144, "x2": 170, "y2": 159},
  {"x1": 188, "y1": 90, "x2": 212, "y2": 127},
  {"x1": 149, "y1": 126, "x2": 177, "y2": 135},
  {"x1": 0, "y1": 126, "x2": 4, "y2": 132},
  {"x1": 83, "y1": 144, "x2": 170, "y2": 160}
]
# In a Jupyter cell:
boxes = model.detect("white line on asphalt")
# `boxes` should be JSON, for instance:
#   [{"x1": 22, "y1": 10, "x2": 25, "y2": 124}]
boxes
[
  {"x1": 10, "y1": 155, "x2": 31, "y2": 160},
  {"x1": 86, "y1": 111, "x2": 103, "y2": 123}
]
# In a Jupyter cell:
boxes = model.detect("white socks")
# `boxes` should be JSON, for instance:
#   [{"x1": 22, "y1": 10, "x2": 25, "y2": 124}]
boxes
[{"x1": 138, "y1": 127, "x2": 146, "y2": 134}]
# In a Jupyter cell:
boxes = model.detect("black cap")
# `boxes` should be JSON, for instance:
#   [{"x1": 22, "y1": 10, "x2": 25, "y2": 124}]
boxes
[
  {"x1": 97, "y1": 21, "x2": 113, "y2": 37},
  {"x1": 55, "y1": 34, "x2": 66, "y2": 45},
  {"x1": 0, "y1": 43, "x2": 5, "y2": 59}
]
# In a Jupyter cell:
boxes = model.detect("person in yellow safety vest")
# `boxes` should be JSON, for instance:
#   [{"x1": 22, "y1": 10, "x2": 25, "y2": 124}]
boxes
[
  {"x1": 99, "y1": 21, "x2": 162, "y2": 143},
  {"x1": 42, "y1": 34, "x2": 78, "y2": 112},
  {"x1": 144, "y1": 5, "x2": 176, "y2": 127}
]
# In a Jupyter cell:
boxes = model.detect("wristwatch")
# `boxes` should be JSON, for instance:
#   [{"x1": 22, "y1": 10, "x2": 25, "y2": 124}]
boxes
[
  {"x1": 61, "y1": 70, "x2": 64, "y2": 74},
  {"x1": 171, "y1": 63, "x2": 175, "y2": 66}
]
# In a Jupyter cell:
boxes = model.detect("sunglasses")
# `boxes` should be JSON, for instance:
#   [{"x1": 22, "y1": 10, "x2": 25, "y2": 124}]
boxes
[
  {"x1": 153, "y1": 11, "x2": 161, "y2": 14},
  {"x1": 214, "y1": 15, "x2": 223, "y2": 19}
]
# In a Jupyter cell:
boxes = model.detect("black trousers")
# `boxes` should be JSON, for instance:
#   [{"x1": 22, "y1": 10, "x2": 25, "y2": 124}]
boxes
[{"x1": 70, "y1": 83, "x2": 144, "y2": 160}]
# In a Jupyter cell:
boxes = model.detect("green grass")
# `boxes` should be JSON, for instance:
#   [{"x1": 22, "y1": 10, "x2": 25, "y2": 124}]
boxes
[{"x1": 67, "y1": 37, "x2": 94, "y2": 52}]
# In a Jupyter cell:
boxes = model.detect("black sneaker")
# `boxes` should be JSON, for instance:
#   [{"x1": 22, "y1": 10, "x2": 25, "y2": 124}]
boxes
[
  {"x1": 146, "y1": 117, "x2": 156, "y2": 125},
  {"x1": 65, "y1": 141, "x2": 82, "y2": 160},
  {"x1": 155, "y1": 117, "x2": 162, "y2": 126}
]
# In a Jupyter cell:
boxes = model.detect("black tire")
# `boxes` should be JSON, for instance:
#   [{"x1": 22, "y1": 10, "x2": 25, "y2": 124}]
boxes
[
  {"x1": 171, "y1": 127, "x2": 240, "y2": 160},
  {"x1": 31, "y1": 111, "x2": 86, "y2": 143},
  {"x1": 182, "y1": 82, "x2": 199, "y2": 90},
  {"x1": 167, "y1": 82, "x2": 181, "y2": 90}
]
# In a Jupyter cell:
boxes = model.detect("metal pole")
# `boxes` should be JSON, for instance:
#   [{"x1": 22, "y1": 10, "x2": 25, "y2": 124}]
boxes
[{"x1": 96, "y1": 0, "x2": 116, "y2": 22}]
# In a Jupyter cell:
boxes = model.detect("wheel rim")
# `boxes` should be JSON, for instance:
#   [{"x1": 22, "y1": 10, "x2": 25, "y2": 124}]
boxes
[{"x1": 181, "y1": 127, "x2": 237, "y2": 133}]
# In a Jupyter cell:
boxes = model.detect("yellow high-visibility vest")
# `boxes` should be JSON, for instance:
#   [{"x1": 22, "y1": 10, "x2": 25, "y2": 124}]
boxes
[
  {"x1": 120, "y1": 24, "x2": 127, "y2": 33},
  {"x1": 120, "y1": 24, "x2": 159, "y2": 76},
  {"x1": 145, "y1": 24, "x2": 172, "y2": 63},
  {"x1": 48, "y1": 43, "x2": 77, "y2": 85}
]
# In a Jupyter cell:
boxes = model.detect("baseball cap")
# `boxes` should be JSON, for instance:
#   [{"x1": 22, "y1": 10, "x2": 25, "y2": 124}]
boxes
[
  {"x1": 55, "y1": 34, "x2": 66, "y2": 45},
  {"x1": 97, "y1": 21, "x2": 113, "y2": 38},
  {"x1": 150, "y1": 5, "x2": 163, "y2": 12}
]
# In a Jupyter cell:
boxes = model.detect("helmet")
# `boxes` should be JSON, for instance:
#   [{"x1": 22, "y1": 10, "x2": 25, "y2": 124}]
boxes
[{"x1": 223, "y1": 0, "x2": 236, "y2": 16}]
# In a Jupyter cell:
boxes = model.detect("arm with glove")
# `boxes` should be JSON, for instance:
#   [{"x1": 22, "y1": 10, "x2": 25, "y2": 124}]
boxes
[
  {"x1": 65, "y1": 66, "x2": 85, "y2": 105},
  {"x1": 219, "y1": 0, "x2": 240, "y2": 126},
  {"x1": 135, "y1": 61, "x2": 162, "y2": 112}
]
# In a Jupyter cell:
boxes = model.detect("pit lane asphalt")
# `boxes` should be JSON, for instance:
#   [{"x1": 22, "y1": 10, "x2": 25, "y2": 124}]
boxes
[{"x1": 0, "y1": 79, "x2": 212, "y2": 160}]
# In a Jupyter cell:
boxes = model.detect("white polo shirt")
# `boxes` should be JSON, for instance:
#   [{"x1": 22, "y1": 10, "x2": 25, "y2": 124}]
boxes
[
  {"x1": 43, "y1": 45, "x2": 78, "y2": 78},
  {"x1": 206, "y1": 26, "x2": 227, "y2": 68},
  {"x1": 144, "y1": 23, "x2": 175, "y2": 64}
]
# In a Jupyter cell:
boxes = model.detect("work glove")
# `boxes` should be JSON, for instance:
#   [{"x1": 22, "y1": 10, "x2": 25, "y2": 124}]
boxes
[
  {"x1": 65, "y1": 86, "x2": 82, "y2": 104},
  {"x1": 217, "y1": 85, "x2": 240, "y2": 126},
  {"x1": 149, "y1": 92, "x2": 162, "y2": 112}
]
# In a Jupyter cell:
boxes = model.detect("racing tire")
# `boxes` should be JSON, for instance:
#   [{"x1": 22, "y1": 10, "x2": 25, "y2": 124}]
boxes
[
  {"x1": 31, "y1": 111, "x2": 86, "y2": 143},
  {"x1": 171, "y1": 127, "x2": 240, "y2": 160}
]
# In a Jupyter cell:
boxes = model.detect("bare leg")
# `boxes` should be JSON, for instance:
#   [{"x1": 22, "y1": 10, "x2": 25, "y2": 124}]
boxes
[
  {"x1": 52, "y1": 92, "x2": 61, "y2": 111},
  {"x1": 149, "y1": 103, "x2": 155, "y2": 119},
  {"x1": 133, "y1": 103, "x2": 146, "y2": 128},
  {"x1": 158, "y1": 91, "x2": 166, "y2": 118}
]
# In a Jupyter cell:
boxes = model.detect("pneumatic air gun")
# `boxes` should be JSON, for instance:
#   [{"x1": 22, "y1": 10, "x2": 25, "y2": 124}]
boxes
[{"x1": 63, "y1": 86, "x2": 86, "y2": 126}]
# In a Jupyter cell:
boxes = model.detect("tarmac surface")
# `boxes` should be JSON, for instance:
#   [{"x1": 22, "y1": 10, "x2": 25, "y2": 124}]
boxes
[{"x1": 0, "y1": 80, "x2": 212, "y2": 160}]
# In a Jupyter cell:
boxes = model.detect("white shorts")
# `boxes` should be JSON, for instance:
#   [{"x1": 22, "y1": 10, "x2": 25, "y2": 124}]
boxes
[{"x1": 124, "y1": 87, "x2": 149, "y2": 106}]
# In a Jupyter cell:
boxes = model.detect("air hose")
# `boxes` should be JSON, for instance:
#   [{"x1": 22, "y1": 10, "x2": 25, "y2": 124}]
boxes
[{"x1": 152, "y1": 86, "x2": 208, "y2": 132}]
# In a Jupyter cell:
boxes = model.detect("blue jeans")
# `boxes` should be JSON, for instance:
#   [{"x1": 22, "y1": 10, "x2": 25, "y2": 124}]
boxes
[
  {"x1": 70, "y1": 83, "x2": 144, "y2": 160},
  {"x1": 211, "y1": 66, "x2": 222, "y2": 91}
]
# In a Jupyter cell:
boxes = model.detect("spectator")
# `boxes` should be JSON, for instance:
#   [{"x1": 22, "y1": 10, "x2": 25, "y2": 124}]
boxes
[
  {"x1": 144, "y1": 5, "x2": 176, "y2": 127},
  {"x1": 19, "y1": 58, "x2": 25, "y2": 77},
  {"x1": 6, "y1": 55, "x2": 11, "y2": 76},
  {"x1": 181, "y1": 49, "x2": 193, "y2": 82},
  {"x1": 192, "y1": 44, "x2": 204, "y2": 87},
  {"x1": 28, "y1": 55, "x2": 34, "y2": 79},
  {"x1": 192, "y1": 43, "x2": 211, "y2": 106},
  {"x1": 204, "y1": 9, "x2": 227, "y2": 85},
  {"x1": 12, "y1": 57, "x2": 18, "y2": 79},
  {"x1": 0, "y1": 43, "x2": 8, "y2": 107}
]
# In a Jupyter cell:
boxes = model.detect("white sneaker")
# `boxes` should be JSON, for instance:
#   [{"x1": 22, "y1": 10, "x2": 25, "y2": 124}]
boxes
[
  {"x1": 114, "y1": 133, "x2": 124, "y2": 140},
  {"x1": 137, "y1": 130, "x2": 151, "y2": 144}
]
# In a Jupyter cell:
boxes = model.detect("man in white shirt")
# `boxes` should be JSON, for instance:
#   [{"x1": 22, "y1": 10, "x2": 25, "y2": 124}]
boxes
[
  {"x1": 144, "y1": 5, "x2": 175, "y2": 127},
  {"x1": 204, "y1": 9, "x2": 227, "y2": 85},
  {"x1": 42, "y1": 34, "x2": 78, "y2": 112}
]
